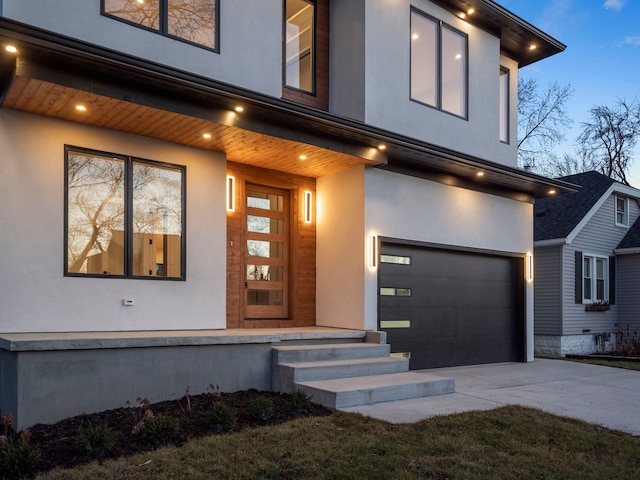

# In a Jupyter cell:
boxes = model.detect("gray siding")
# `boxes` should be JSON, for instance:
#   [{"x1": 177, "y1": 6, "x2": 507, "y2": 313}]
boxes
[
  {"x1": 534, "y1": 245, "x2": 562, "y2": 335},
  {"x1": 561, "y1": 194, "x2": 640, "y2": 334},
  {"x1": 618, "y1": 254, "x2": 640, "y2": 336}
]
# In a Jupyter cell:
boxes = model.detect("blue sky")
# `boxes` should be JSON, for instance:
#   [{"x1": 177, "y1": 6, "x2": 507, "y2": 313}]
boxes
[{"x1": 499, "y1": 0, "x2": 640, "y2": 185}]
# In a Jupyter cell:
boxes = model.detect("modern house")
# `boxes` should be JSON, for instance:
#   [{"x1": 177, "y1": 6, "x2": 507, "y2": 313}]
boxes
[
  {"x1": 534, "y1": 171, "x2": 640, "y2": 356},
  {"x1": 0, "y1": 0, "x2": 572, "y2": 429}
]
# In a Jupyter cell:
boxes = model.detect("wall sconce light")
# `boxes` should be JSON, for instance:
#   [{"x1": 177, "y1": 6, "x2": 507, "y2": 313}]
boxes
[
  {"x1": 226, "y1": 175, "x2": 235, "y2": 212},
  {"x1": 369, "y1": 234, "x2": 378, "y2": 269},
  {"x1": 303, "y1": 191, "x2": 313, "y2": 223},
  {"x1": 526, "y1": 253, "x2": 533, "y2": 281}
]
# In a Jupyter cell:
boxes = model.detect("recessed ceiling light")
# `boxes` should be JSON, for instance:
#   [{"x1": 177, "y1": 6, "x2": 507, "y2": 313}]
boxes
[
  {"x1": 203, "y1": 133, "x2": 212, "y2": 139},
  {"x1": 467, "y1": 8, "x2": 475, "y2": 15},
  {"x1": 529, "y1": 44, "x2": 537, "y2": 50},
  {"x1": 476, "y1": 171, "x2": 485, "y2": 177},
  {"x1": 378, "y1": 144, "x2": 386, "y2": 151},
  {"x1": 75, "y1": 105, "x2": 87, "y2": 112},
  {"x1": 548, "y1": 189, "x2": 556, "y2": 195},
  {"x1": 299, "y1": 154, "x2": 307, "y2": 160},
  {"x1": 235, "y1": 106, "x2": 244, "y2": 113},
  {"x1": 411, "y1": 33, "x2": 419, "y2": 40},
  {"x1": 5, "y1": 45, "x2": 17, "y2": 53}
]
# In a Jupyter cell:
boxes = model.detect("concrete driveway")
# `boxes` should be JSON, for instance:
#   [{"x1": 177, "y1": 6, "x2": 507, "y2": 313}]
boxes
[{"x1": 340, "y1": 358, "x2": 640, "y2": 436}]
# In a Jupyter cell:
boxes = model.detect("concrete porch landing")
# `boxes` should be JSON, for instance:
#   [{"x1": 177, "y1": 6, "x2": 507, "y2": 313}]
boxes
[
  {"x1": 340, "y1": 359, "x2": 640, "y2": 436},
  {"x1": 0, "y1": 327, "x2": 366, "y2": 351}
]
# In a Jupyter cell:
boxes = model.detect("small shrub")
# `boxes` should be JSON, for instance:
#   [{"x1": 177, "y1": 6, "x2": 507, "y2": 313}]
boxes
[
  {"x1": 140, "y1": 414, "x2": 180, "y2": 447},
  {"x1": 73, "y1": 423, "x2": 117, "y2": 459},
  {"x1": 0, "y1": 430, "x2": 41, "y2": 479},
  {"x1": 289, "y1": 390, "x2": 313, "y2": 415},
  {"x1": 250, "y1": 396, "x2": 275, "y2": 422},
  {"x1": 208, "y1": 403, "x2": 237, "y2": 434}
]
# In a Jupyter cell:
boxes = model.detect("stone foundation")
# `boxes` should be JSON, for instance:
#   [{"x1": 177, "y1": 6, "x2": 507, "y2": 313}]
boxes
[{"x1": 535, "y1": 333, "x2": 616, "y2": 357}]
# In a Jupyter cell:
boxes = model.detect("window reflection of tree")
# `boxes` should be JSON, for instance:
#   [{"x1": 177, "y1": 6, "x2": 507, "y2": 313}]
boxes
[
  {"x1": 67, "y1": 154, "x2": 125, "y2": 273},
  {"x1": 67, "y1": 153, "x2": 183, "y2": 275},
  {"x1": 104, "y1": 0, "x2": 216, "y2": 48}
]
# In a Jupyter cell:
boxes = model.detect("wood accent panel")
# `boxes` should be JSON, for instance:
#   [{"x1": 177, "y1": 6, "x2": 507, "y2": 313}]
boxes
[
  {"x1": 226, "y1": 162, "x2": 316, "y2": 328},
  {"x1": 282, "y1": 0, "x2": 330, "y2": 110},
  {"x1": 2, "y1": 76, "x2": 375, "y2": 179}
]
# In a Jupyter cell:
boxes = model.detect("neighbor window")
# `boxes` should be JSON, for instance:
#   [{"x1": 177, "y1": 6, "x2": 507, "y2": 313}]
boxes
[
  {"x1": 615, "y1": 195, "x2": 629, "y2": 227},
  {"x1": 582, "y1": 255, "x2": 608, "y2": 303},
  {"x1": 285, "y1": 0, "x2": 315, "y2": 93},
  {"x1": 102, "y1": 0, "x2": 218, "y2": 50},
  {"x1": 65, "y1": 147, "x2": 185, "y2": 279},
  {"x1": 411, "y1": 9, "x2": 468, "y2": 118},
  {"x1": 499, "y1": 67, "x2": 509, "y2": 143}
]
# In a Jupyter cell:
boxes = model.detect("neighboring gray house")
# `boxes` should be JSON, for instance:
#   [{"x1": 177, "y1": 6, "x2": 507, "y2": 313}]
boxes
[
  {"x1": 534, "y1": 171, "x2": 640, "y2": 356},
  {"x1": 1, "y1": 0, "x2": 572, "y2": 429}
]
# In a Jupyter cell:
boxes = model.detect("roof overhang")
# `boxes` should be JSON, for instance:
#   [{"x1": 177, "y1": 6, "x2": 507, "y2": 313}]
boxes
[
  {"x1": 0, "y1": 18, "x2": 575, "y2": 200},
  {"x1": 430, "y1": 0, "x2": 566, "y2": 67}
]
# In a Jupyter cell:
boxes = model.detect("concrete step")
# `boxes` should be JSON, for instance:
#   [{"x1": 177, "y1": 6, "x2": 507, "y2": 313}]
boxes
[
  {"x1": 295, "y1": 372, "x2": 455, "y2": 409},
  {"x1": 278, "y1": 357, "x2": 409, "y2": 393},
  {"x1": 273, "y1": 342, "x2": 390, "y2": 364}
]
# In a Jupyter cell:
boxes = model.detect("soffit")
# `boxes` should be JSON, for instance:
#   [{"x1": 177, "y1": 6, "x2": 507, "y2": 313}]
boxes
[
  {"x1": 430, "y1": 0, "x2": 566, "y2": 67},
  {"x1": 0, "y1": 18, "x2": 576, "y2": 199}
]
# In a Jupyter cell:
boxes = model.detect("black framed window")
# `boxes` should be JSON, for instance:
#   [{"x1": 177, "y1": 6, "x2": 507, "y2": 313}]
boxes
[
  {"x1": 284, "y1": 0, "x2": 316, "y2": 94},
  {"x1": 410, "y1": 8, "x2": 468, "y2": 118},
  {"x1": 65, "y1": 146, "x2": 186, "y2": 280},
  {"x1": 499, "y1": 67, "x2": 510, "y2": 143},
  {"x1": 102, "y1": 0, "x2": 219, "y2": 51}
]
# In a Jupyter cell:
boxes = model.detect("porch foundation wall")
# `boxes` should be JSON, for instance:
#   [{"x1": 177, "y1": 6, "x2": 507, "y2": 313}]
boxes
[
  {"x1": 0, "y1": 328, "x2": 366, "y2": 429},
  {"x1": 535, "y1": 334, "x2": 617, "y2": 357}
]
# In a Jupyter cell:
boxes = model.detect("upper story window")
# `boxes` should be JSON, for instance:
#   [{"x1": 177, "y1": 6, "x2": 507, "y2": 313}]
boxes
[
  {"x1": 65, "y1": 146, "x2": 185, "y2": 280},
  {"x1": 285, "y1": 0, "x2": 315, "y2": 93},
  {"x1": 102, "y1": 0, "x2": 218, "y2": 51},
  {"x1": 282, "y1": 0, "x2": 329, "y2": 110},
  {"x1": 582, "y1": 255, "x2": 608, "y2": 303},
  {"x1": 615, "y1": 195, "x2": 629, "y2": 227},
  {"x1": 499, "y1": 67, "x2": 509, "y2": 143},
  {"x1": 410, "y1": 8, "x2": 468, "y2": 119}
]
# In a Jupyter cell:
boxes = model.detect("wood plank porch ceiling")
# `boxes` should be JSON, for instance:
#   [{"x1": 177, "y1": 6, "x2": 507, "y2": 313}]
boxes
[{"x1": 2, "y1": 75, "x2": 374, "y2": 179}]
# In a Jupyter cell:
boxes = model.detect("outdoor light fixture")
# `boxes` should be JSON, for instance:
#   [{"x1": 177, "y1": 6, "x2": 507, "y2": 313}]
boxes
[
  {"x1": 75, "y1": 105, "x2": 87, "y2": 112},
  {"x1": 203, "y1": 133, "x2": 212, "y2": 139},
  {"x1": 304, "y1": 191, "x2": 313, "y2": 223},
  {"x1": 299, "y1": 154, "x2": 307, "y2": 160},
  {"x1": 4, "y1": 45, "x2": 17, "y2": 53},
  {"x1": 226, "y1": 175, "x2": 235, "y2": 212},
  {"x1": 369, "y1": 234, "x2": 378, "y2": 269},
  {"x1": 526, "y1": 253, "x2": 534, "y2": 281},
  {"x1": 235, "y1": 106, "x2": 244, "y2": 113}
]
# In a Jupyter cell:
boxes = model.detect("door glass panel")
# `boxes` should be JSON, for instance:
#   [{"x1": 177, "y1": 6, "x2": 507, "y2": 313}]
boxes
[
  {"x1": 247, "y1": 191, "x2": 284, "y2": 211},
  {"x1": 247, "y1": 265, "x2": 284, "y2": 282},
  {"x1": 247, "y1": 215, "x2": 284, "y2": 234},
  {"x1": 247, "y1": 240, "x2": 284, "y2": 258},
  {"x1": 247, "y1": 289, "x2": 284, "y2": 306}
]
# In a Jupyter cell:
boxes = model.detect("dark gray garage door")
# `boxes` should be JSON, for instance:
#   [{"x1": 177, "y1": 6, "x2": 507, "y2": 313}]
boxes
[{"x1": 379, "y1": 242, "x2": 525, "y2": 369}]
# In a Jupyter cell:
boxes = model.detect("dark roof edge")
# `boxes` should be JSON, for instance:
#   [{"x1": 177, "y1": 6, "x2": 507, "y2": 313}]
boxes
[
  {"x1": 0, "y1": 17, "x2": 575, "y2": 197},
  {"x1": 479, "y1": 0, "x2": 567, "y2": 52}
]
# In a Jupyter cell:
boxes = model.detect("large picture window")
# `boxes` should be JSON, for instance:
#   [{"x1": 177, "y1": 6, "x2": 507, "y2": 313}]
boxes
[
  {"x1": 65, "y1": 147, "x2": 185, "y2": 279},
  {"x1": 102, "y1": 0, "x2": 218, "y2": 50},
  {"x1": 411, "y1": 9, "x2": 468, "y2": 118}
]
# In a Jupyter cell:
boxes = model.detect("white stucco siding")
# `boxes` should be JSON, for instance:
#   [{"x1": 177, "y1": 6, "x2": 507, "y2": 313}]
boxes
[
  {"x1": 361, "y1": 0, "x2": 518, "y2": 166},
  {"x1": 316, "y1": 166, "x2": 366, "y2": 330},
  {"x1": 0, "y1": 110, "x2": 226, "y2": 333},
  {"x1": 1, "y1": 0, "x2": 282, "y2": 96}
]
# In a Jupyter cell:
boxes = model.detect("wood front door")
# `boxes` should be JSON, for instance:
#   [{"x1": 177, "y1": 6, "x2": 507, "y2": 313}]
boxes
[{"x1": 244, "y1": 185, "x2": 289, "y2": 319}]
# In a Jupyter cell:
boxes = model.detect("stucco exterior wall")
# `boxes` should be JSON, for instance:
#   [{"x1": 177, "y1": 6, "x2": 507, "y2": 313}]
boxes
[
  {"x1": 0, "y1": 109, "x2": 227, "y2": 333},
  {"x1": 316, "y1": 166, "x2": 534, "y2": 359},
  {"x1": 360, "y1": 0, "x2": 519, "y2": 165},
  {"x1": 1, "y1": 0, "x2": 282, "y2": 96}
]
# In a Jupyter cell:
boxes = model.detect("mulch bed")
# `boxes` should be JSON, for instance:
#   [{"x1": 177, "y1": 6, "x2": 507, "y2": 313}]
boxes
[{"x1": 10, "y1": 390, "x2": 331, "y2": 476}]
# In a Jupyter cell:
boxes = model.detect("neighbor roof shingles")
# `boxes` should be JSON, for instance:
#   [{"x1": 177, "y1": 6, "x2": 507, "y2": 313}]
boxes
[{"x1": 534, "y1": 171, "x2": 614, "y2": 242}]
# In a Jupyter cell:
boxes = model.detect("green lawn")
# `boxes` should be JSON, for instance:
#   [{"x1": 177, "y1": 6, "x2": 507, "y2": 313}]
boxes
[
  {"x1": 37, "y1": 406, "x2": 640, "y2": 480},
  {"x1": 564, "y1": 357, "x2": 640, "y2": 371}
]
